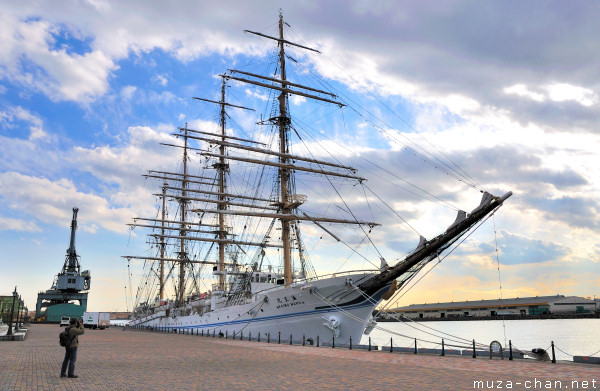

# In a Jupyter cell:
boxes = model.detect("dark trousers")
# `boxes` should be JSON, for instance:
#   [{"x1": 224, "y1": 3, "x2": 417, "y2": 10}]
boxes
[{"x1": 61, "y1": 347, "x2": 78, "y2": 376}]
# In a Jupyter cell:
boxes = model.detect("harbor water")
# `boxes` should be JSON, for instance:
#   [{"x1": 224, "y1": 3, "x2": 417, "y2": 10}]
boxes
[{"x1": 361, "y1": 318, "x2": 600, "y2": 361}]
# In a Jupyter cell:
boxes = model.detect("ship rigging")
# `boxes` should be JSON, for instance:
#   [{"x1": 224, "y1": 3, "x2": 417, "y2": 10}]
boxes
[{"x1": 124, "y1": 13, "x2": 511, "y2": 343}]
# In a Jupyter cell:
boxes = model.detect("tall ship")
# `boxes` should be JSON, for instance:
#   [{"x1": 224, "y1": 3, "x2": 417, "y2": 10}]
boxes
[{"x1": 124, "y1": 14, "x2": 511, "y2": 344}]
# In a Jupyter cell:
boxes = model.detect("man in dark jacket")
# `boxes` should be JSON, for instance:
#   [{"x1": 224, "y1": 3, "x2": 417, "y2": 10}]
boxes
[{"x1": 60, "y1": 317, "x2": 85, "y2": 378}]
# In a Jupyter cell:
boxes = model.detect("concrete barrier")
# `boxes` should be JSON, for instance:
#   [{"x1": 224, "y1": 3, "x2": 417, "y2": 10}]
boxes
[
  {"x1": 461, "y1": 349, "x2": 489, "y2": 357},
  {"x1": 418, "y1": 348, "x2": 441, "y2": 355},
  {"x1": 352, "y1": 343, "x2": 379, "y2": 351},
  {"x1": 460, "y1": 349, "x2": 524, "y2": 359},
  {"x1": 573, "y1": 356, "x2": 600, "y2": 365},
  {"x1": 381, "y1": 346, "x2": 413, "y2": 353},
  {"x1": 442, "y1": 348, "x2": 462, "y2": 356}
]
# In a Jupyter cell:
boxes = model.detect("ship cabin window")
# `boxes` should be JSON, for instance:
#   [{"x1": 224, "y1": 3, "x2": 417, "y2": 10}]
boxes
[
  {"x1": 255, "y1": 274, "x2": 259, "y2": 282},
  {"x1": 277, "y1": 278, "x2": 285, "y2": 285},
  {"x1": 260, "y1": 276, "x2": 266, "y2": 283}
]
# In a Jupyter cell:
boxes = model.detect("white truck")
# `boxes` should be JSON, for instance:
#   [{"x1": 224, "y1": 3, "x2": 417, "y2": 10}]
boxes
[
  {"x1": 59, "y1": 316, "x2": 71, "y2": 327},
  {"x1": 82, "y1": 312, "x2": 110, "y2": 329}
]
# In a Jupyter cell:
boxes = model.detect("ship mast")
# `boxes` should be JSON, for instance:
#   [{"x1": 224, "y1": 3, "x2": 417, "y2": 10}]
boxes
[
  {"x1": 192, "y1": 77, "x2": 255, "y2": 291},
  {"x1": 159, "y1": 182, "x2": 166, "y2": 300},
  {"x1": 276, "y1": 13, "x2": 293, "y2": 286},
  {"x1": 178, "y1": 124, "x2": 189, "y2": 305},
  {"x1": 217, "y1": 79, "x2": 227, "y2": 291},
  {"x1": 126, "y1": 13, "x2": 375, "y2": 309}
]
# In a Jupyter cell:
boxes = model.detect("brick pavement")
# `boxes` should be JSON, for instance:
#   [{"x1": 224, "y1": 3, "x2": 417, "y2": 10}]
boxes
[{"x1": 1, "y1": 325, "x2": 598, "y2": 391}]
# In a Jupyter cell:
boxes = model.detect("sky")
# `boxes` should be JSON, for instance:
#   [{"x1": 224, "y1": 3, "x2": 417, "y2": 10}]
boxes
[{"x1": 1, "y1": 1, "x2": 599, "y2": 313}]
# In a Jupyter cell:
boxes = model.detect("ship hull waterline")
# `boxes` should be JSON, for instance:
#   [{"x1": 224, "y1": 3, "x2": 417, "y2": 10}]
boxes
[{"x1": 129, "y1": 272, "x2": 390, "y2": 344}]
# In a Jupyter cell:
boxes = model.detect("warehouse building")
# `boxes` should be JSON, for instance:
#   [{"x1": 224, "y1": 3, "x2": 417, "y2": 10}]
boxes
[{"x1": 383, "y1": 295, "x2": 597, "y2": 320}]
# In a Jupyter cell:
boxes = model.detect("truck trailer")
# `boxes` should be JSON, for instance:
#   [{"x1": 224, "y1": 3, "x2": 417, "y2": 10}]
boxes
[{"x1": 83, "y1": 312, "x2": 110, "y2": 329}]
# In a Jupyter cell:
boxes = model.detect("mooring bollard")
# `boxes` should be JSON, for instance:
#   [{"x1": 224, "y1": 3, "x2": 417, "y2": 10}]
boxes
[
  {"x1": 258, "y1": 332, "x2": 261, "y2": 342},
  {"x1": 278, "y1": 331, "x2": 281, "y2": 344},
  {"x1": 441, "y1": 338, "x2": 445, "y2": 356},
  {"x1": 551, "y1": 341, "x2": 556, "y2": 364},
  {"x1": 368, "y1": 336, "x2": 371, "y2": 351},
  {"x1": 509, "y1": 340, "x2": 513, "y2": 360},
  {"x1": 390, "y1": 337, "x2": 393, "y2": 353},
  {"x1": 268, "y1": 332, "x2": 270, "y2": 343},
  {"x1": 332, "y1": 335, "x2": 335, "y2": 349},
  {"x1": 472, "y1": 339, "x2": 476, "y2": 358},
  {"x1": 414, "y1": 338, "x2": 417, "y2": 355},
  {"x1": 290, "y1": 334, "x2": 293, "y2": 345}
]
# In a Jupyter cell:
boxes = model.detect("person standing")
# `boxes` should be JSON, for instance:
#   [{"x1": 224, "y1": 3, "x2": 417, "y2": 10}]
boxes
[{"x1": 60, "y1": 317, "x2": 85, "y2": 378}]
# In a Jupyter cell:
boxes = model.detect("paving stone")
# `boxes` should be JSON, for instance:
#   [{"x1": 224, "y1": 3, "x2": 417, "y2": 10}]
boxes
[{"x1": 1, "y1": 325, "x2": 598, "y2": 391}]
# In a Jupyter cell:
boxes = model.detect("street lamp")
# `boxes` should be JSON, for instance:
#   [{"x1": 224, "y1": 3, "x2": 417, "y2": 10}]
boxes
[
  {"x1": 7, "y1": 286, "x2": 17, "y2": 336},
  {"x1": 19, "y1": 297, "x2": 24, "y2": 327},
  {"x1": 14, "y1": 298, "x2": 20, "y2": 331},
  {"x1": 22, "y1": 305, "x2": 28, "y2": 326},
  {"x1": 16, "y1": 296, "x2": 23, "y2": 329}
]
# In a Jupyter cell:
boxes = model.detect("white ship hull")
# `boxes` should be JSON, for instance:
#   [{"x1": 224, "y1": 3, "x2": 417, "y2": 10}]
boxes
[{"x1": 130, "y1": 272, "x2": 390, "y2": 344}]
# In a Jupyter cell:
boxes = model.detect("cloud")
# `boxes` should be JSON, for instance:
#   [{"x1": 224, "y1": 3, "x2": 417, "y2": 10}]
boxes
[
  {"x1": 0, "y1": 105, "x2": 49, "y2": 141},
  {"x1": 0, "y1": 13, "x2": 117, "y2": 103},
  {"x1": 120, "y1": 85, "x2": 137, "y2": 100},
  {"x1": 505, "y1": 83, "x2": 598, "y2": 107},
  {"x1": 0, "y1": 172, "x2": 132, "y2": 233},
  {"x1": 153, "y1": 73, "x2": 168, "y2": 86},
  {"x1": 0, "y1": 1, "x2": 598, "y2": 137},
  {"x1": 71, "y1": 125, "x2": 179, "y2": 187},
  {"x1": 497, "y1": 230, "x2": 568, "y2": 265},
  {"x1": 529, "y1": 196, "x2": 600, "y2": 230},
  {"x1": 0, "y1": 216, "x2": 41, "y2": 232},
  {"x1": 1, "y1": 1, "x2": 599, "y2": 308}
]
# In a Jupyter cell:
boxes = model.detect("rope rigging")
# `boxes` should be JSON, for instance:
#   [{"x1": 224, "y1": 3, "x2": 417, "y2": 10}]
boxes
[
  {"x1": 122, "y1": 18, "x2": 520, "y2": 359},
  {"x1": 493, "y1": 215, "x2": 508, "y2": 347},
  {"x1": 279, "y1": 32, "x2": 485, "y2": 192}
]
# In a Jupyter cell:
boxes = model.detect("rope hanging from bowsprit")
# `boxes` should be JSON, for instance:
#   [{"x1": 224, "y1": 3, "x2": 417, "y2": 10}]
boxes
[{"x1": 493, "y1": 215, "x2": 507, "y2": 346}]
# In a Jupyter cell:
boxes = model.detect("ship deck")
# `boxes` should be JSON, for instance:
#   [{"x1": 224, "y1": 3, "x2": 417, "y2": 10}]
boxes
[{"x1": 1, "y1": 324, "x2": 598, "y2": 390}]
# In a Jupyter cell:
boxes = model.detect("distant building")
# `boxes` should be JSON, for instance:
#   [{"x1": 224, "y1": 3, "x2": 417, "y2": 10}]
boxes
[{"x1": 383, "y1": 295, "x2": 597, "y2": 320}]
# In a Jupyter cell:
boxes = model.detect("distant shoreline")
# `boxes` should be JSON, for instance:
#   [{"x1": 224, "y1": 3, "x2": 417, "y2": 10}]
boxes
[{"x1": 377, "y1": 313, "x2": 600, "y2": 322}]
